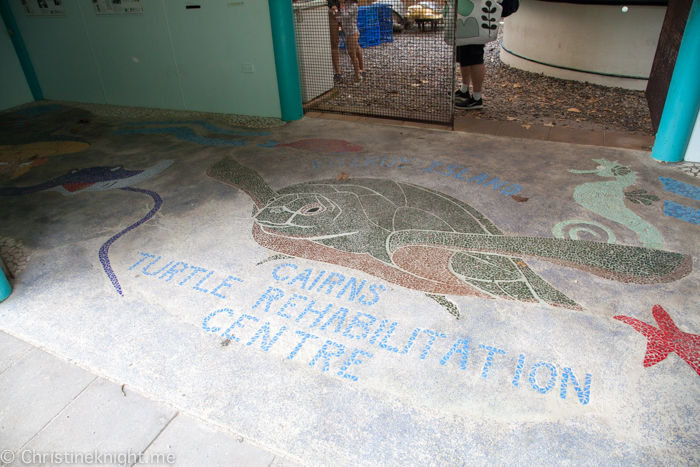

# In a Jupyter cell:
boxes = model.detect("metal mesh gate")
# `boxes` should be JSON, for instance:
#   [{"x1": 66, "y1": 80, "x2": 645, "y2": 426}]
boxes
[{"x1": 293, "y1": 0, "x2": 455, "y2": 125}]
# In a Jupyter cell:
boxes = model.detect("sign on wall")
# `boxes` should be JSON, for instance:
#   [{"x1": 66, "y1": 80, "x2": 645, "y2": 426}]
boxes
[
  {"x1": 21, "y1": 0, "x2": 66, "y2": 16},
  {"x1": 92, "y1": 0, "x2": 143, "y2": 15}
]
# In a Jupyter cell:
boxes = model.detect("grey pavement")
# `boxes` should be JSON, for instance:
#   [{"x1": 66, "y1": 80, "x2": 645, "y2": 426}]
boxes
[{"x1": 0, "y1": 331, "x2": 303, "y2": 467}]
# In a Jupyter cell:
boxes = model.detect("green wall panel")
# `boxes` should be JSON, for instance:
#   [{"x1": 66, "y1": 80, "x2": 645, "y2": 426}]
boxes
[
  {"x1": 0, "y1": 17, "x2": 33, "y2": 110},
  {"x1": 6, "y1": 0, "x2": 282, "y2": 117},
  {"x1": 8, "y1": 0, "x2": 105, "y2": 104},
  {"x1": 162, "y1": 0, "x2": 281, "y2": 117},
  {"x1": 80, "y1": 0, "x2": 184, "y2": 110}
]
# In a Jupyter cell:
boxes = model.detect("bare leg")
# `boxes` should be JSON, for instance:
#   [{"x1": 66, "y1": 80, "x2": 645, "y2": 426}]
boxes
[
  {"x1": 460, "y1": 66, "x2": 472, "y2": 89},
  {"x1": 470, "y1": 63, "x2": 485, "y2": 93},
  {"x1": 348, "y1": 34, "x2": 361, "y2": 79},
  {"x1": 356, "y1": 37, "x2": 364, "y2": 73},
  {"x1": 329, "y1": 12, "x2": 341, "y2": 75}
]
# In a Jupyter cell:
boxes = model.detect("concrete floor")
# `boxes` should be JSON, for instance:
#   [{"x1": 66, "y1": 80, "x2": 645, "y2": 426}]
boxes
[{"x1": 1, "y1": 102, "x2": 699, "y2": 466}]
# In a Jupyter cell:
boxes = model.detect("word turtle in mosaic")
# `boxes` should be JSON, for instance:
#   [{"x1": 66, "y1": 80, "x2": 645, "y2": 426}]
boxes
[
  {"x1": 258, "y1": 139, "x2": 364, "y2": 154},
  {"x1": 0, "y1": 161, "x2": 173, "y2": 296},
  {"x1": 615, "y1": 305, "x2": 700, "y2": 377},
  {"x1": 553, "y1": 159, "x2": 663, "y2": 249},
  {"x1": 208, "y1": 156, "x2": 691, "y2": 315}
]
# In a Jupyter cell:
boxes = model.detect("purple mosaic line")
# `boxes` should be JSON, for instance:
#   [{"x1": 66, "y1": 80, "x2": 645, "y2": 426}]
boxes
[{"x1": 98, "y1": 187, "x2": 163, "y2": 296}]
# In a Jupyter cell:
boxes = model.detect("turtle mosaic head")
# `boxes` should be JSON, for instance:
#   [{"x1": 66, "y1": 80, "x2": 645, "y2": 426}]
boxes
[
  {"x1": 254, "y1": 193, "x2": 343, "y2": 236},
  {"x1": 570, "y1": 159, "x2": 634, "y2": 178}
]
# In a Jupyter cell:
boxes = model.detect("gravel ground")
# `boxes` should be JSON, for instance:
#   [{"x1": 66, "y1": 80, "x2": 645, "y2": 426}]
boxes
[{"x1": 313, "y1": 26, "x2": 654, "y2": 135}]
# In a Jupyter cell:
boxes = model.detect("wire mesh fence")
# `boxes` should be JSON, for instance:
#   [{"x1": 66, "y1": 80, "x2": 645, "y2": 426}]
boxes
[{"x1": 293, "y1": 0, "x2": 455, "y2": 125}]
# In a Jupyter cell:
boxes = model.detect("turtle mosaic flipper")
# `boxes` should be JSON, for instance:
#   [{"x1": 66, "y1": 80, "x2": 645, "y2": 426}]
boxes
[{"x1": 207, "y1": 156, "x2": 692, "y2": 312}]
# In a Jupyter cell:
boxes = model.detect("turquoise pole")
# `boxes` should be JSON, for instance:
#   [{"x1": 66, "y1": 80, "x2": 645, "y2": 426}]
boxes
[
  {"x1": 0, "y1": 0, "x2": 43, "y2": 100},
  {"x1": 651, "y1": 0, "x2": 700, "y2": 162},
  {"x1": 268, "y1": 0, "x2": 303, "y2": 121},
  {"x1": 0, "y1": 268, "x2": 11, "y2": 302}
]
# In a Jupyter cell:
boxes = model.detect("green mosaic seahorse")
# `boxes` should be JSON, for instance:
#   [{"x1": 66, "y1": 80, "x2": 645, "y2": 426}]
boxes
[{"x1": 553, "y1": 159, "x2": 664, "y2": 249}]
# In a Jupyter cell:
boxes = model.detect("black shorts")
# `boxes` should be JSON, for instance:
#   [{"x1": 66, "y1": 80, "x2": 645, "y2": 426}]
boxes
[{"x1": 456, "y1": 44, "x2": 485, "y2": 67}]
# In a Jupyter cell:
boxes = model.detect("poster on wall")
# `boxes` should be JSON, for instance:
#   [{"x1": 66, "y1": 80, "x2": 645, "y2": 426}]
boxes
[
  {"x1": 21, "y1": 0, "x2": 66, "y2": 17},
  {"x1": 92, "y1": 0, "x2": 143, "y2": 15}
]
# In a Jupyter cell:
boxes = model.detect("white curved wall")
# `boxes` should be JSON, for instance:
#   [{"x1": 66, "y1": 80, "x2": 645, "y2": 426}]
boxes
[{"x1": 501, "y1": 0, "x2": 666, "y2": 90}]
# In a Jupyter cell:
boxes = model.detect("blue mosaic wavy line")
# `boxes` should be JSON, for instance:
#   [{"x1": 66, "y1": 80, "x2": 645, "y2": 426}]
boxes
[
  {"x1": 121, "y1": 120, "x2": 270, "y2": 137},
  {"x1": 98, "y1": 187, "x2": 163, "y2": 296},
  {"x1": 663, "y1": 200, "x2": 700, "y2": 225},
  {"x1": 659, "y1": 177, "x2": 700, "y2": 201},
  {"x1": 114, "y1": 127, "x2": 248, "y2": 146}
]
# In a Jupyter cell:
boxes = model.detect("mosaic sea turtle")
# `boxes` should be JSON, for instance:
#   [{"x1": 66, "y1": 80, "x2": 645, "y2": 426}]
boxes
[{"x1": 208, "y1": 156, "x2": 692, "y2": 314}]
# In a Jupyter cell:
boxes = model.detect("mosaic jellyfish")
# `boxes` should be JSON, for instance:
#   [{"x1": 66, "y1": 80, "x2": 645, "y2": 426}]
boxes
[
  {"x1": 208, "y1": 156, "x2": 692, "y2": 316},
  {"x1": 0, "y1": 161, "x2": 173, "y2": 295}
]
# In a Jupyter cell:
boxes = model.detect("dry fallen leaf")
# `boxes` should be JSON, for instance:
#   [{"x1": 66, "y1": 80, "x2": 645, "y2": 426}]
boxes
[
  {"x1": 513, "y1": 83, "x2": 521, "y2": 88},
  {"x1": 501, "y1": 83, "x2": 508, "y2": 87},
  {"x1": 511, "y1": 195, "x2": 529, "y2": 202},
  {"x1": 521, "y1": 124, "x2": 531, "y2": 130},
  {"x1": 507, "y1": 117, "x2": 518, "y2": 121},
  {"x1": 336, "y1": 172, "x2": 350, "y2": 181},
  {"x1": 568, "y1": 108, "x2": 581, "y2": 113},
  {"x1": 516, "y1": 261, "x2": 528, "y2": 267}
]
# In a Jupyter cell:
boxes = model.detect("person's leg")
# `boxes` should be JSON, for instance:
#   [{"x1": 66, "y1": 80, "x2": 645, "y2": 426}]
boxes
[
  {"x1": 356, "y1": 36, "x2": 364, "y2": 73},
  {"x1": 460, "y1": 66, "x2": 472, "y2": 90},
  {"x1": 470, "y1": 63, "x2": 484, "y2": 94},
  {"x1": 328, "y1": 11, "x2": 341, "y2": 76},
  {"x1": 455, "y1": 45, "x2": 484, "y2": 109},
  {"x1": 348, "y1": 34, "x2": 361, "y2": 79}
]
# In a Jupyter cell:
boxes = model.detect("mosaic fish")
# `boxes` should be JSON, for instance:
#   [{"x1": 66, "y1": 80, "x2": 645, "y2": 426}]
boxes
[
  {"x1": 0, "y1": 137, "x2": 90, "y2": 179},
  {"x1": 208, "y1": 156, "x2": 692, "y2": 313},
  {"x1": 0, "y1": 161, "x2": 173, "y2": 295},
  {"x1": 259, "y1": 139, "x2": 364, "y2": 154},
  {"x1": 615, "y1": 305, "x2": 700, "y2": 377}
]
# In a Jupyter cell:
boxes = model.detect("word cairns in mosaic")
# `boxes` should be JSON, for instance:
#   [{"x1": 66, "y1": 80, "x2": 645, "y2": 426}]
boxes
[
  {"x1": 206, "y1": 156, "x2": 692, "y2": 315},
  {"x1": 201, "y1": 281, "x2": 592, "y2": 405},
  {"x1": 0, "y1": 161, "x2": 173, "y2": 295},
  {"x1": 312, "y1": 157, "x2": 523, "y2": 197},
  {"x1": 130, "y1": 253, "x2": 384, "y2": 305}
]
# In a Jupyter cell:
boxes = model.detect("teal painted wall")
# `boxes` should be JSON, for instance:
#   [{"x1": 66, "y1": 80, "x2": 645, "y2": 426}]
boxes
[
  {"x1": 164, "y1": 1, "x2": 281, "y2": 117},
  {"x1": 9, "y1": 0, "x2": 105, "y2": 104},
  {"x1": 80, "y1": 0, "x2": 184, "y2": 109},
  {"x1": 7, "y1": 0, "x2": 281, "y2": 117},
  {"x1": 0, "y1": 18, "x2": 33, "y2": 110}
]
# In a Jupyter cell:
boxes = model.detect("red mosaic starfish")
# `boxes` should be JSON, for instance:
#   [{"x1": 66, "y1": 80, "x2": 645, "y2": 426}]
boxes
[{"x1": 614, "y1": 305, "x2": 700, "y2": 377}]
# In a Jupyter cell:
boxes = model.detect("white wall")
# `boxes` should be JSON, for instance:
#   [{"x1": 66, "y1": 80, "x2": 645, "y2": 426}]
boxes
[
  {"x1": 8, "y1": 0, "x2": 281, "y2": 118},
  {"x1": 501, "y1": 0, "x2": 666, "y2": 90},
  {"x1": 0, "y1": 21, "x2": 33, "y2": 111},
  {"x1": 685, "y1": 107, "x2": 700, "y2": 162}
]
